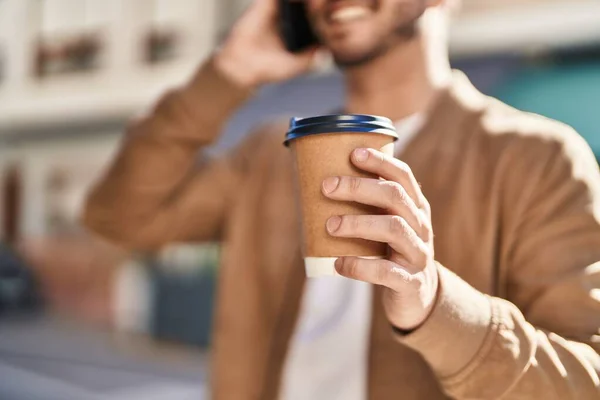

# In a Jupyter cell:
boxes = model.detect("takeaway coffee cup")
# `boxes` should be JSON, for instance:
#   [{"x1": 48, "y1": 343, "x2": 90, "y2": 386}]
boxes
[{"x1": 284, "y1": 114, "x2": 398, "y2": 277}]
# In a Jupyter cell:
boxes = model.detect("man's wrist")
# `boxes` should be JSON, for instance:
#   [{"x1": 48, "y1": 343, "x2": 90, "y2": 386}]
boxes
[
  {"x1": 390, "y1": 267, "x2": 440, "y2": 334},
  {"x1": 386, "y1": 261, "x2": 440, "y2": 331}
]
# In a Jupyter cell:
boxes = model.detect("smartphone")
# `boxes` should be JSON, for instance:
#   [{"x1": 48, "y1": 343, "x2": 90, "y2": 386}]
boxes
[{"x1": 279, "y1": 0, "x2": 318, "y2": 53}]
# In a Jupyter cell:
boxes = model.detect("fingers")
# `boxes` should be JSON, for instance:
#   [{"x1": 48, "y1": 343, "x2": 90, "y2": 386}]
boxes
[
  {"x1": 351, "y1": 148, "x2": 426, "y2": 209},
  {"x1": 326, "y1": 215, "x2": 430, "y2": 269},
  {"x1": 334, "y1": 256, "x2": 424, "y2": 291},
  {"x1": 322, "y1": 176, "x2": 428, "y2": 240}
]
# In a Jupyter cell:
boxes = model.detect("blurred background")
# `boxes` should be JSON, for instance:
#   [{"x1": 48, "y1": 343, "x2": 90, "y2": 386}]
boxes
[{"x1": 0, "y1": 0, "x2": 599, "y2": 399}]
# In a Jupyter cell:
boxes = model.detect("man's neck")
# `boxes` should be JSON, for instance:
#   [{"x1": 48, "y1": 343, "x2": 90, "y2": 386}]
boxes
[{"x1": 343, "y1": 33, "x2": 449, "y2": 122}]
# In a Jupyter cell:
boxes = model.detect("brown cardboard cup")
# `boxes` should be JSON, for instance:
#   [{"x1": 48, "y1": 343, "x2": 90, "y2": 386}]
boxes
[{"x1": 285, "y1": 115, "x2": 397, "y2": 277}]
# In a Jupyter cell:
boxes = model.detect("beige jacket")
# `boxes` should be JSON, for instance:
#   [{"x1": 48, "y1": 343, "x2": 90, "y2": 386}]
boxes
[{"x1": 84, "y1": 60, "x2": 600, "y2": 399}]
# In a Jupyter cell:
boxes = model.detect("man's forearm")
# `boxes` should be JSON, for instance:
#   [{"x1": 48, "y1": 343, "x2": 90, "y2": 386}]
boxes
[
  {"x1": 83, "y1": 57, "x2": 253, "y2": 249},
  {"x1": 396, "y1": 265, "x2": 600, "y2": 399}
]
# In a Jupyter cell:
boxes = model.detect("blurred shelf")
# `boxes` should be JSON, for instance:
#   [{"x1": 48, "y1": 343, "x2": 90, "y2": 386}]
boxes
[
  {"x1": 450, "y1": 0, "x2": 600, "y2": 57},
  {"x1": 0, "y1": 60, "x2": 199, "y2": 136},
  {"x1": 0, "y1": 0, "x2": 217, "y2": 136}
]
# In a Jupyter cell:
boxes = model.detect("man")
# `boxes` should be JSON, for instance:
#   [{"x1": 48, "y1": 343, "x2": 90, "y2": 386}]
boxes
[{"x1": 84, "y1": 0, "x2": 600, "y2": 398}]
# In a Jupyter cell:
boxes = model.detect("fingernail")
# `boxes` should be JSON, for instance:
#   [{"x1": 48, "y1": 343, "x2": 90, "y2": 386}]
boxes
[
  {"x1": 354, "y1": 148, "x2": 369, "y2": 162},
  {"x1": 326, "y1": 216, "x2": 342, "y2": 233},
  {"x1": 334, "y1": 257, "x2": 343, "y2": 271},
  {"x1": 322, "y1": 177, "x2": 340, "y2": 194}
]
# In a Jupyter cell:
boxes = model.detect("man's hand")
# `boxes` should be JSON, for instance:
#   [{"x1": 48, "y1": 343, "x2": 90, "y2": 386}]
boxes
[
  {"x1": 322, "y1": 148, "x2": 439, "y2": 331},
  {"x1": 215, "y1": 0, "x2": 319, "y2": 88}
]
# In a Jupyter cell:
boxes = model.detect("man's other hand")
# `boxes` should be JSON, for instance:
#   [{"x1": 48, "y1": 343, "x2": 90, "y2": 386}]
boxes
[{"x1": 215, "y1": 0, "x2": 320, "y2": 89}]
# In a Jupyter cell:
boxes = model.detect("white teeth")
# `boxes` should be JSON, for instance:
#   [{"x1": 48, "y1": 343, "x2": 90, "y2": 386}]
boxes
[{"x1": 331, "y1": 6, "x2": 370, "y2": 22}]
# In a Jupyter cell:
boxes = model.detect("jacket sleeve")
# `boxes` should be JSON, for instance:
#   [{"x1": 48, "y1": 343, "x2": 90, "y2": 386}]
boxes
[
  {"x1": 397, "y1": 126, "x2": 600, "y2": 399},
  {"x1": 83, "y1": 58, "x2": 255, "y2": 251}
]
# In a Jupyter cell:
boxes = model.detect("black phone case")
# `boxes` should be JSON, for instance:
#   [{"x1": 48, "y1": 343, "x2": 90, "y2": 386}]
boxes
[{"x1": 279, "y1": 0, "x2": 318, "y2": 53}]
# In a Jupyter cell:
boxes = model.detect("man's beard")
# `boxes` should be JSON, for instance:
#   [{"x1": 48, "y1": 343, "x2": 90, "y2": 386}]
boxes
[{"x1": 332, "y1": 5, "x2": 426, "y2": 68}]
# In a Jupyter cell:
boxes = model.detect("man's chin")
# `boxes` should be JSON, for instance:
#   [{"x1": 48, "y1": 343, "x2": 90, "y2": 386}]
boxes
[{"x1": 331, "y1": 48, "x2": 385, "y2": 69}]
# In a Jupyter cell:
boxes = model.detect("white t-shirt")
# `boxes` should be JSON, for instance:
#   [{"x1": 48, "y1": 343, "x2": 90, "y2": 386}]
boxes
[{"x1": 279, "y1": 114, "x2": 425, "y2": 400}]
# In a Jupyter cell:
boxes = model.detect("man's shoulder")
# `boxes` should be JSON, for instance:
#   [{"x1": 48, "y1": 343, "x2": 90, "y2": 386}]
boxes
[
  {"x1": 479, "y1": 96, "x2": 580, "y2": 149},
  {"x1": 484, "y1": 99, "x2": 597, "y2": 175},
  {"x1": 448, "y1": 71, "x2": 587, "y2": 158},
  {"x1": 446, "y1": 72, "x2": 597, "y2": 184},
  {"x1": 472, "y1": 96, "x2": 597, "y2": 184}
]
